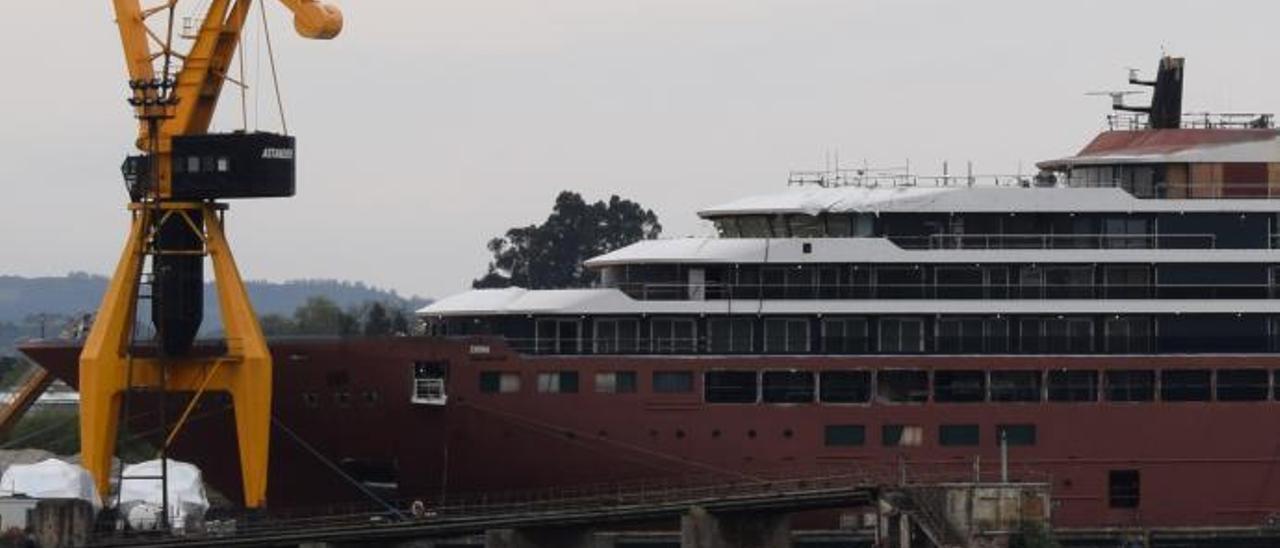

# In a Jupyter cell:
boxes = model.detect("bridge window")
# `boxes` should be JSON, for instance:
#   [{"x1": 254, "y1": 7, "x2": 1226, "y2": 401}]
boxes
[
  {"x1": 1047, "y1": 370, "x2": 1098, "y2": 402},
  {"x1": 651, "y1": 317, "x2": 697, "y2": 353},
  {"x1": 595, "y1": 372, "x2": 637, "y2": 394},
  {"x1": 764, "y1": 318, "x2": 810, "y2": 353},
  {"x1": 1217, "y1": 369, "x2": 1269, "y2": 401},
  {"x1": 1105, "y1": 370, "x2": 1155, "y2": 402},
  {"x1": 939, "y1": 424, "x2": 980, "y2": 446},
  {"x1": 708, "y1": 318, "x2": 754, "y2": 353},
  {"x1": 594, "y1": 318, "x2": 639, "y2": 353},
  {"x1": 819, "y1": 371, "x2": 872, "y2": 403},
  {"x1": 996, "y1": 424, "x2": 1037, "y2": 446},
  {"x1": 990, "y1": 370, "x2": 1041, "y2": 402},
  {"x1": 705, "y1": 371, "x2": 758, "y2": 404},
  {"x1": 879, "y1": 317, "x2": 925, "y2": 354},
  {"x1": 536, "y1": 371, "x2": 579, "y2": 394},
  {"x1": 762, "y1": 371, "x2": 815, "y2": 403},
  {"x1": 653, "y1": 371, "x2": 693, "y2": 394},
  {"x1": 1108, "y1": 470, "x2": 1141, "y2": 508},
  {"x1": 821, "y1": 317, "x2": 869, "y2": 353},
  {"x1": 933, "y1": 370, "x2": 986, "y2": 403},
  {"x1": 824, "y1": 425, "x2": 865, "y2": 447},
  {"x1": 1160, "y1": 370, "x2": 1211, "y2": 402},
  {"x1": 882, "y1": 424, "x2": 923, "y2": 447},
  {"x1": 877, "y1": 370, "x2": 928, "y2": 404}
]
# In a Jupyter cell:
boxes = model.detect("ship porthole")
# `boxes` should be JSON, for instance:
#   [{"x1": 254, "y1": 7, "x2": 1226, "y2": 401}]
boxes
[
  {"x1": 711, "y1": 429, "x2": 722, "y2": 439},
  {"x1": 675, "y1": 429, "x2": 686, "y2": 439},
  {"x1": 783, "y1": 429, "x2": 794, "y2": 439},
  {"x1": 747, "y1": 429, "x2": 757, "y2": 439}
]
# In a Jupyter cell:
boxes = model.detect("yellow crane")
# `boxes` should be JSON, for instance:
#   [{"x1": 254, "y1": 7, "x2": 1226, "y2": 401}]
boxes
[{"x1": 81, "y1": 0, "x2": 342, "y2": 509}]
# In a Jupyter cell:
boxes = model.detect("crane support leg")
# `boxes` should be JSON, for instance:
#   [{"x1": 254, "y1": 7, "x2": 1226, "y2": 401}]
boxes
[{"x1": 79, "y1": 204, "x2": 273, "y2": 508}]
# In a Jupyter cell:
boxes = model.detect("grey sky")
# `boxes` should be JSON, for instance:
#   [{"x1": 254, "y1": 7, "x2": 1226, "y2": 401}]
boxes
[{"x1": 2, "y1": 0, "x2": 1277, "y2": 300}]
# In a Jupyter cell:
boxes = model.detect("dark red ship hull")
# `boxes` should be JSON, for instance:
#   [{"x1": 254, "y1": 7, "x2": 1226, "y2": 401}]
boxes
[{"x1": 19, "y1": 336, "x2": 1280, "y2": 529}]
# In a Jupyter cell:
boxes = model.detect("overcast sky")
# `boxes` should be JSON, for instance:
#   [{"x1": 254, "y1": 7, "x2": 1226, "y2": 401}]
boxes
[{"x1": 3, "y1": 0, "x2": 1278, "y2": 300}]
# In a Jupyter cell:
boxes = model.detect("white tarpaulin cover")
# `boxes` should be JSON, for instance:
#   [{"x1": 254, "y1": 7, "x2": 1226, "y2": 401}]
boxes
[
  {"x1": 117, "y1": 459, "x2": 209, "y2": 531},
  {"x1": 0, "y1": 458, "x2": 100, "y2": 510}
]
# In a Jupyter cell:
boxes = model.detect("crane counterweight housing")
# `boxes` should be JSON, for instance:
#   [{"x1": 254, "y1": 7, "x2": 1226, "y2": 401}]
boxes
[{"x1": 172, "y1": 132, "x2": 297, "y2": 199}]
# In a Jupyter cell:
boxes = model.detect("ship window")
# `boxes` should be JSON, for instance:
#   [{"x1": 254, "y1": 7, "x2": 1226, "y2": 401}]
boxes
[
  {"x1": 996, "y1": 424, "x2": 1036, "y2": 446},
  {"x1": 1160, "y1": 369, "x2": 1211, "y2": 402},
  {"x1": 874, "y1": 267, "x2": 925, "y2": 298},
  {"x1": 651, "y1": 317, "x2": 696, "y2": 353},
  {"x1": 708, "y1": 317, "x2": 755, "y2": 353},
  {"x1": 821, "y1": 317, "x2": 869, "y2": 353},
  {"x1": 1105, "y1": 316, "x2": 1153, "y2": 353},
  {"x1": 705, "y1": 371, "x2": 758, "y2": 404},
  {"x1": 935, "y1": 318, "x2": 1007, "y2": 354},
  {"x1": 788, "y1": 215, "x2": 824, "y2": 238},
  {"x1": 216, "y1": 157, "x2": 230, "y2": 172},
  {"x1": 480, "y1": 372, "x2": 521, "y2": 394},
  {"x1": 186, "y1": 156, "x2": 200, "y2": 173},
  {"x1": 1104, "y1": 265, "x2": 1151, "y2": 299},
  {"x1": 536, "y1": 318, "x2": 581, "y2": 354},
  {"x1": 762, "y1": 371, "x2": 815, "y2": 403},
  {"x1": 819, "y1": 371, "x2": 872, "y2": 403},
  {"x1": 879, "y1": 317, "x2": 925, "y2": 354},
  {"x1": 595, "y1": 371, "x2": 637, "y2": 394},
  {"x1": 824, "y1": 214, "x2": 852, "y2": 237},
  {"x1": 939, "y1": 424, "x2": 980, "y2": 446},
  {"x1": 1217, "y1": 369, "x2": 1269, "y2": 401},
  {"x1": 764, "y1": 318, "x2": 810, "y2": 353},
  {"x1": 882, "y1": 424, "x2": 923, "y2": 447},
  {"x1": 653, "y1": 371, "x2": 693, "y2": 393},
  {"x1": 1105, "y1": 370, "x2": 1155, "y2": 402},
  {"x1": 877, "y1": 370, "x2": 928, "y2": 404},
  {"x1": 933, "y1": 370, "x2": 986, "y2": 403},
  {"x1": 334, "y1": 391, "x2": 351, "y2": 408},
  {"x1": 302, "y1": 392, "x2": 319, "y2": 408},
  {"x1": 364, "y1": 390, "x2": 380, "y2": 406},
  {"x1": 1020, "y1": 317, "x2": 1094, "y2": 353},
  {"x1": 990, "y1": 370, "x2": 1041, "y2": 402},
  {"x1": 713, "y1": 218, "x2": 741, "y2": 238},
  {"x1": 737, "y1": 216, "x2": 771, "y2": 238},
  {"x1": 1103, "y1": 216, "x2": 1152, "y2": 249},
  {"x1": 536, "y1": 371, "x2": 579, "y2": 394},
  {"x1": 1044, "y1": 266, "x2": 1094, "y2": 298},
  {"x1": 824, "y1": 425, "x2": 865, "y2": 447},
  {"x1": 1047, "y1": 370, "x2": 1098, "y2": 402},
  {"x1": 1108, "y1": 469, "x2": 1141, "y2": 508},
  {"x1": 935, "y1": 267, "x2": 986, "y2": 299},
  {"x1": 594, "y1": 318, "x2": 639, "y2": 353}
]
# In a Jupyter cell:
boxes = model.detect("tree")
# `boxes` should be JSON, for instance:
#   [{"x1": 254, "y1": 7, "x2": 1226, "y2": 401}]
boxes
[
  {"x1": 259, "y1": 313, "x2": 296, "y2": 336},
  {"x1": 391, "y1": 309, "x2": 411, "y2": 335},
  {"x1": 474, "y1": 192, "x2": 661, "y2": 289},
  {"x1": 363, "y1": 302, "x2": 392, "y2": 336},
  {"x1": 292, "y1": 296, "x2": 357, "y2": 336}
]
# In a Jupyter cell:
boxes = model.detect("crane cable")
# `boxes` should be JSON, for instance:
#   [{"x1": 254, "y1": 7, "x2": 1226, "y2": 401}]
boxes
[{"x1": 258, "y1": 0, "x2": 289, "y2": 135}]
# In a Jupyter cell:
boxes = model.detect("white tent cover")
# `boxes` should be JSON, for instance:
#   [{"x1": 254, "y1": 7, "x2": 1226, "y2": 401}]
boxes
[
  {"x1": 118, "y1": 459, "x2": 209, "y2": 530},
  {"x1": 0, "y1": 458, "x2": 101, "y2": 510}
]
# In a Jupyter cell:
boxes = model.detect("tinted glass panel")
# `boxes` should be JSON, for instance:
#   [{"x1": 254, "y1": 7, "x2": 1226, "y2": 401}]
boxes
[
  {"x1": 819, "y1": 371, "x2": 872, "y2": 403},
  {"x1": 653, "y1": 371, "x2": 693, "y2": 393},
  {"x1": 705, "y1": 371, "x2": 758, "y2": 403},
  {"x1": 997, "y1": 424, "x2": 1036, "y2": 446},
  {"x1": 933, "y1": 370, "x2": 986, "y2": 403},
  {"x1": 877, "y1": 370, "x2": 929, "y2": 403},
  {"x1": 990, "y1": 371, "x2": 1041, "y2": 402},
  {"x1": 939, "y1": 424, "x2": 980, "y2": 446},
  {"x1": 824, "y1": 425, "x2": 865, "y2": 447},
  {"x1": 1105, "y1": 370, "x2": 1155, "y2": 402},
  {"x1": 1218, "y1": 369, "x2": 1269, "y2": 401},
  {"x1": 1047, "y1": 370, "x2": 1098, "y2": 402},
  {"x1": 1160, "y1": 370, "x2": 1210, "y2": 402},
  {"x1": 762, "y1": 371, "x2": 815, "y2": 403},
  {"x1": 1109, "y1": 470, "x2": 1140, "y2": 508}
]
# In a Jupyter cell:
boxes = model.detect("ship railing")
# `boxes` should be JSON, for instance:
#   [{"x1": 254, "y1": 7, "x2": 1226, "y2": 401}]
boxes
[
  {"x1": 1107, "y1": 112, "x2": 1276, "y2": 131},
  {"x1": 894, "y1": 232, "x2": 1217, "y2": 250},
  {"x1": 502, "y1": 334, "x2": 1184, "y2": 356},
  {"x1": 610, "y1": 281, "x2": 1280, "y2": 302},
  {"x1": 100, "y1": 464, "x2": 1052, "y2": 542}
]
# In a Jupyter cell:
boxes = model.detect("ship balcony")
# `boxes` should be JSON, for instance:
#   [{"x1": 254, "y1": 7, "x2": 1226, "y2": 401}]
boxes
[{"x1": 888, "y1": 232, "x2": 1217, "y2": 250}]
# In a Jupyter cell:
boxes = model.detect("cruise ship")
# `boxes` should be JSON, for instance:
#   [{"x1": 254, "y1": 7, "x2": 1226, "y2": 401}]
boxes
[{"x1": 21, "y1": 56, "x2": 1280, "y2": 529}]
